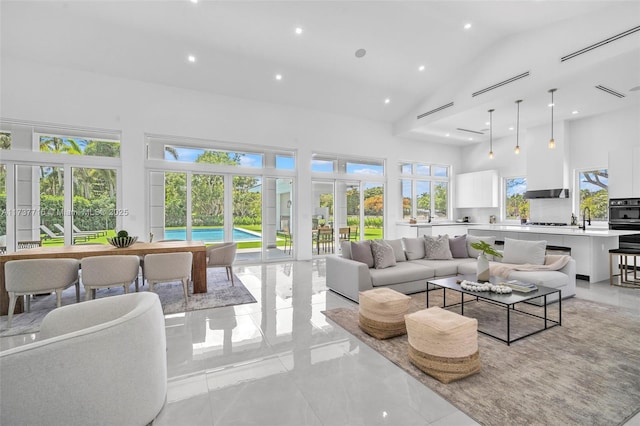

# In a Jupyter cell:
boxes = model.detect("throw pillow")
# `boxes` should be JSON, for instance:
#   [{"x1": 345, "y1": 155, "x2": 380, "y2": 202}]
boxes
[
  {"x1": 371, "y1": 240, "x2": 397, "y2": 269},
  {"x1": 467, "y1": 235, "x2": 497, "y2": 260},
  {"x1": 384, "y1": 239, "x2": 406, "y2": 262},
  {"x1": 402, "y1": 237, "x2": 426, "y2": 260},
  {"x1": 350, "y1": 240, "x2": 374, "y2": 268},
  {"x1": 502, "y1": 237, "x2": 547, "y2": 265},
  {"x1": 449, "y1": 234, "x2": 469, "y2": 258},
  {"x1": 424, "y1": 234, "x2": 453, "y2": 260}
]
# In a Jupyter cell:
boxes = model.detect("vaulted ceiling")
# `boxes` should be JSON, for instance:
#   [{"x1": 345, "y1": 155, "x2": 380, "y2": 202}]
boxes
[{"x1": 2, "y1": 1, "x2": 639, "y2": 146}]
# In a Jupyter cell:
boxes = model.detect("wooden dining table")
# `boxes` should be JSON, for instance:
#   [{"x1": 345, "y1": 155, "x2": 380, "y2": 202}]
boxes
[{"x1": 0, "y1": 240, "x2": 207, "y2": 316}]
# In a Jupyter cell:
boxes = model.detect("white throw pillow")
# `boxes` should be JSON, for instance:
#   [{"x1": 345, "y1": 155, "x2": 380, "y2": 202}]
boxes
[
  {"x1": 467, "y1": 235, "x2": 497, "y2": 260},
  {"x1": 371, "y1": 240, "x2": 397, "y2": 269},
  {"x1": 402, "y1": 237, "x2": 426, "y2": 260},
  {"x1": 502, "y1": 237, "x2": 547, "y2": 265},
  {"x1": 384, "y1": 239, "x2": 407, "y2": 262},
  {"x1": 424, "y1": 234, "x2": 453, "y2": 260}
]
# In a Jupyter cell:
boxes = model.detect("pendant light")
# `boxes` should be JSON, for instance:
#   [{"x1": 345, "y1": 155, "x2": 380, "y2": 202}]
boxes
[
  {"x1": 514, "y1": 100, "x2": 522, "y2": 154},
  {"x1": 548, "y1": 88, "x2": 557, "y2": 149},
  {"x1": 488, "y1": 109, "x2": 494, "y2": 159}
]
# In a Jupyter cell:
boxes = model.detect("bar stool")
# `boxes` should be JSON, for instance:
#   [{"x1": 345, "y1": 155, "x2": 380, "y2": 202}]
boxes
[{"x1": 609, "y1": 248, "x2": 640, "y2": 288}]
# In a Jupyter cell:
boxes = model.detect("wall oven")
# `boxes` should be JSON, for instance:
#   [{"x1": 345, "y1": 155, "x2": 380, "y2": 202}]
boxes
[{"x1": 610, "y1": 198, "x2": 640, "y2": 250}]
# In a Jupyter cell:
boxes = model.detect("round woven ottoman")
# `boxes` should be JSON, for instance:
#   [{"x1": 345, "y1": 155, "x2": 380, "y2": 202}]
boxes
[
  {"x1": 405, "y1": 306, "x2": 480, "y2": 383},
  {"x1": 358, "y1": 288, "x2": 412, "y2": 339}
]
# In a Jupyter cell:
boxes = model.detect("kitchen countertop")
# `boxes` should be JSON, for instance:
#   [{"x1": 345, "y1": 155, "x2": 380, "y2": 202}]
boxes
[
  {"x1": 397, "y1": 222, "x2": 479, "y2": 227},
  {"x1": 468, "y1": 224, "x2": 640, "y2": 237}
]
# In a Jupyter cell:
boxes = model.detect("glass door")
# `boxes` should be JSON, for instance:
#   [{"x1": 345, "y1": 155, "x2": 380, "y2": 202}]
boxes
[
  {"x1": 312, "y1": 180, "x2": 335, "y2": 256},
  {"x1": 191, "y1": 173, "x2": 225, "y2": 242},
  {"x1": 265, "y1": 177, "x2": 293, "y2": 261},
  {"x1": 71, "y1": 167, "x2": 116, "y2": 244},
  {"x1": 233, "y1": 175, "x2": 262, "y2": 262}
]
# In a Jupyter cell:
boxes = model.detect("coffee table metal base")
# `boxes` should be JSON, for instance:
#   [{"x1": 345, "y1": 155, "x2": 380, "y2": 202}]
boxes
[{"x1": 427, "y1": 277, "x2": 561, "y2": 345}]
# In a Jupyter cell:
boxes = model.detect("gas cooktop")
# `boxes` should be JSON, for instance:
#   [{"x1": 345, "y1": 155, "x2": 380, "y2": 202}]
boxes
[{"x1": 525, "y1": 222, "x2": 569, "y2": 226}]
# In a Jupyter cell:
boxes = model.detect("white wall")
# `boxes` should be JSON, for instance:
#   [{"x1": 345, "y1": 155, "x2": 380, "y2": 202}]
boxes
[{"x1": 1, "y1": 57, "x2": 462, "y2": 258}]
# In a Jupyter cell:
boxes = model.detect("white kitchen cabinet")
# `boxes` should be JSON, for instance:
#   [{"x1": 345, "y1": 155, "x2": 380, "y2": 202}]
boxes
[
  {"x1": 609, "y1": 147, "x2": 640, "y2": 198},
  {"x1": 456, "y1": 170, "x2": 498, "y2": 208}
]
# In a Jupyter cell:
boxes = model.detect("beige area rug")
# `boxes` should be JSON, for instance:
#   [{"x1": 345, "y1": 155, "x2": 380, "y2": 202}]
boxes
[
  {"x1": 323, "y1": 291, "x2": 640, "y2": 426},
  {"x1": 0, "y1": 268, "x2": 256, "y2": 337}
]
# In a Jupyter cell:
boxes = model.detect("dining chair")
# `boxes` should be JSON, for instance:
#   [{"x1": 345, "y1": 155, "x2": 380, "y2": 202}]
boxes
[
  {"x1": 338, "y1": 227, "x2": 351, "y2": 242},
  {"x1": 144, "y1": 252, "x2": 192, "y2": 304},
  {"x1": 81, "y1": 255, "x2": 141, "y2": 300},
  {"x1": 4, "y1": 258, "x2": 80, "y2": 328},
  {"x1": 206, "y1": 242, "x2": 237, "y2": 285},
  {"x1": 317, "y1": 227, "x2": 334, "y2": 254}
]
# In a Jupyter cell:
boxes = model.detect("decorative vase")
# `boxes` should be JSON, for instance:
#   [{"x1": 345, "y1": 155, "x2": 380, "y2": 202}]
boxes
[{"x1": 476, "y1": 253, "x2": 490, "y2": 282}]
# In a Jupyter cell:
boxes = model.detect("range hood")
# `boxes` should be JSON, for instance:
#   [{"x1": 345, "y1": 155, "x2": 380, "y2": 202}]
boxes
[{"x1": 524, "y1": 189, "x2": 569, "y2": 199}]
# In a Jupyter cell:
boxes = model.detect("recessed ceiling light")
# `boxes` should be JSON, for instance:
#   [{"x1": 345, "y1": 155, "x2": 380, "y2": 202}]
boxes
[
  {"x1": 295, "y1": 27, "x2": 303, "y2": 35},
  {"x1": 548, "y1": 102, "x2": 555, "y2": 107},
  {"x1": 187, "y1": 55, "x2": 196, "y2": 63},
  {"x1": 355, "y1": 48, "x2": 367, "y2": 58},
  {"x1": 469, "y1": 137, "x2": 473, "y2": 141},
  {"x1": 445, "y1": 133, "x2": 450, "y2": 137},
  {"x1": 418, "y1": 65, "x2": 425, "y2": 72},
  {"x1": 572, "y1": 110, "x2": 579, "y2": 114},
  {"x1": 485, "y1": 121, "x2": 490, "y2": 126},
  {"x1": 464, "y1": 23, "x2": 472, "y2": 30},
  {"x1": 384, "y1": 98, "x2": 391, "y2": 104},
  {"x1": 275, "y1": 74, "x2": 283, "y2": 81},
  {"x1": 509, "y1": 126, "x2": 514, "y2": 131},
  {"x1": 190, "y1": 0, "x2": 198, "y2": 3}
]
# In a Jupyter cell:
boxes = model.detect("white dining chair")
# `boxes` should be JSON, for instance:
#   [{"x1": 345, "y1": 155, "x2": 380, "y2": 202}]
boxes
[
  {"x1": 4, "y1": 258, "x2": 80, "y2": 328},
  {"x1": 144, "y1": 252, "x2": 192, "y2": 304},
  {"x1": 206, "y1": 242, "x2": 237, "y2": 286},
  {"x1": 81, "y1": 255, "x2": 141, "y2": 300}
]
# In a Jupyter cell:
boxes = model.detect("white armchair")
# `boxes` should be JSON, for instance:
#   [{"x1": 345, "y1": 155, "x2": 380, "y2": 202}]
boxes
[
  {"x1": 144, "y1": 252, "x2": 192, "y2": 304},
  {"x1": 81, "y1": 255, "x2": 141, "y2": 300},
  {"x1": 0, "y1": 292, "x2": 167, "y2": 426},
  {"x1": 206, "y1": 242, "x2": 237, "y2": 285}
]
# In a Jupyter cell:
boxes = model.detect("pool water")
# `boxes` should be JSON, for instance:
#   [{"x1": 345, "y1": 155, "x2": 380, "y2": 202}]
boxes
[{"x1": 164, "y1": 228, "x2": 260, "y2": 242}]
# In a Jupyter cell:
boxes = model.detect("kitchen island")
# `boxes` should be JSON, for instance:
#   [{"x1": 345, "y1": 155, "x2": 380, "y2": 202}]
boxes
[
  {"x1": 468, "y1": 225, "x2": 640, "y2": 283},
  {"x1": 396, "y1": 222, "x2": 478, "y2": 239}
]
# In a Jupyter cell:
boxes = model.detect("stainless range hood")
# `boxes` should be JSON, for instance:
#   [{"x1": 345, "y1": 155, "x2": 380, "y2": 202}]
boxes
[{"x1": 524, "y1": 189, "x2": 569, "y2": 199}]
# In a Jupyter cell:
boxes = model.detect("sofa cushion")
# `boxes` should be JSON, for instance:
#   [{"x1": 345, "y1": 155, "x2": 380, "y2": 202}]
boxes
[
  {"x1": 340, "y1": 241, "x2": 352, "y2": 259},
  {"x1": 371, "y1": 240, "x2": 397, "y2": 269},
  {"x1": 351, "y1": 240, "x2": 374, "y2": 268},
  {"x1": 449, "y1": 234, "x2": 469, "y2": 258},
  {"x1": 403, "y1": 237, "x2": 426, "y2": 260},
  {"x1": 411, "y1": 258, "x2": 474, "y2": 276},
  {"x1": 502, "y1": 238, "x2": 547, "y2": 265},
  {"x1": 385, "y1": 239, "x2": 407, "y2": 262},
  {"x1": 467, "y1": 235, "x2": 497, "y2": 260},
  {"x1": 370, "y1": 262, "x2": 435, "y2": 287},
  {"x1": 424, "y1": 234, "x2": 453, "y2": 260}
]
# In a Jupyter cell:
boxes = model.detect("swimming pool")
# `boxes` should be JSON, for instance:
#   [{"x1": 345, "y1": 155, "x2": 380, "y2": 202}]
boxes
[{"x1": 164, "y1": 227, "x2": 261, "y2": 242}]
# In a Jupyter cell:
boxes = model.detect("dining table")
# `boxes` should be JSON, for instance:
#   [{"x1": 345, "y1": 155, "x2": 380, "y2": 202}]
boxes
[{"x1": 0, "y1": 240, "x2": 207, "y2": 316}]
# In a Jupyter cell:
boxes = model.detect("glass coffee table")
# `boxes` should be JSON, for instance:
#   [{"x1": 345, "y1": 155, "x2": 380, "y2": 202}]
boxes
[{"x1": 427, "y1": 275, "x2": 561, "y2": 345}]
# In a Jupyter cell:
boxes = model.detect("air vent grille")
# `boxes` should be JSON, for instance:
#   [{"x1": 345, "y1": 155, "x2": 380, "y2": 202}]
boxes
[
  {"x1": 456, "y1": 128, "x2": 484, "y2": 135},
  {"x1": 471, "y1": 72, "x2": 530, "y2": 97},
  {"x1": 595, "y1": 85, "x2": 626, "y2": 98},
  {"x1": 417, "y1": 102, "x2": 454, "y2": 120},
  {"x1": 561, "y1": 26, "x2": 640, "y2": 62}
]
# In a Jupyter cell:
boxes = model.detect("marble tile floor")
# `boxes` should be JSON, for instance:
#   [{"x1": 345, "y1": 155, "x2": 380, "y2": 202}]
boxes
[{"x1": 2, "y1": 259, "x2": 639, "y2": 425}]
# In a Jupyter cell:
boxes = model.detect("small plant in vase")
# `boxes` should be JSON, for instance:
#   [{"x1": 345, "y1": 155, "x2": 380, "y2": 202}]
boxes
[{"x1": 469, "y1": 240, "x2": 502, "y2": 282}]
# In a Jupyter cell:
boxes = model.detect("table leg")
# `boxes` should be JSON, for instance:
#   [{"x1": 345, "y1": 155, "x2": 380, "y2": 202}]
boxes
[
  {"x1": 507, "y1": 304, "x2": 511, "y2": 345},
  {"x1": 192, "y1": 251, "x2": 207, "y2": 294}
]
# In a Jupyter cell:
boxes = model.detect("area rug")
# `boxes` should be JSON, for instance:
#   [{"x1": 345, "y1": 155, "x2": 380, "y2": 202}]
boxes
[
  {"x1": 0, "y1": 268, "x2": 256, "y2": 337},
  {"x1": 323, "y1": 291, "x2": 640, "y2": 426}
]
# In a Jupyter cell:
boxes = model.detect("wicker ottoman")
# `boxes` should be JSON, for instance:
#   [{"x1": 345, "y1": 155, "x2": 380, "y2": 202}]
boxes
[
  {"x1": 358, "y1": 288, "x2": 412, "y2": 339},
  {"x1": 405, "y1": 307, "x2": 480, "y2": 383}
]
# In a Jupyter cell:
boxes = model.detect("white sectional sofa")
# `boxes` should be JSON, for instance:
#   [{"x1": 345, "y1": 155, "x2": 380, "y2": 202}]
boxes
[{"x1": 326, "y1": 235, "x2": 576, "y2": 303}]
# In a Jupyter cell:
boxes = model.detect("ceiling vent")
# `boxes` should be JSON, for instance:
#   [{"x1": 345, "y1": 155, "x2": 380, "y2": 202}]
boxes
[
  {"x1": 471, "y1": 71, "x2": 530, "y2": 97},
  {"x1": 456, "y1": 128, "x2": 484, "y2": 135},
  {"x1": 417, "y1": 102, "x2": 454, "y2": 120},
  {"x1": 561, "y1": 25, "x2": 640, "y2": 62},
  {"x1": 595, "y1": 85, "x2": 626, "y2": 98}
]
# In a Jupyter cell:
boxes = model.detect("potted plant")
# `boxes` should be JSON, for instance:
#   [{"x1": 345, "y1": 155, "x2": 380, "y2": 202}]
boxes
[
  {"x1": 469, "y1": 240, "x2": 502, "y2": 282},
  {"x1": 519, "y1": 203, "x2": 530, "y2": 224}
]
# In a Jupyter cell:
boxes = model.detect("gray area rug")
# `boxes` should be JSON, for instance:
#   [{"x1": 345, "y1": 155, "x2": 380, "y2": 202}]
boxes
[
  {"x1": 324, "y1": 291, "x2": 640, "y2": 426},
  {"x1": 0, "y1": 268, "x2": 256, "y2": 337}
]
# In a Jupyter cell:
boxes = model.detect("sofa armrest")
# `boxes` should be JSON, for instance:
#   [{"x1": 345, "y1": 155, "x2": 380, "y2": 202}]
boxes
[
  {"x1": 326, "y1": 255, "x2": 373, "y2": 302},
  {"x1": 558, "y1": 257, "x2": 577, "y2": 298}
]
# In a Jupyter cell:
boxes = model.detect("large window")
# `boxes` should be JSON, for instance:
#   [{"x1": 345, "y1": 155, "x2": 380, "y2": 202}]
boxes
[
  {"x1": 578, "y1": 169, "x2": 608, "y2": 221},
  {"x1": 505, "y1": 177, "x2": 529, "y2": 221},
  {"x1": 38, "y1": 134, "x2": 120, "y2": 158},
  {"x1": 400, "y1": 162, "x2": 449, "y2": 220}
]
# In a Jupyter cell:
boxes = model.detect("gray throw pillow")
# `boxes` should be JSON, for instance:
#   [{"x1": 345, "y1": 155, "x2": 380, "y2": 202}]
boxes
[
  {"x1": 350, "y1": 240, "x2": 374, "y2": 268},
  {"x1": 424, "y1": 234, "x2": 453, "y2": 260},
  {"x1": 502, "y1": 237, "x2": 547, "y2": 265},
  {"x1": 384, "y1": 239, "x2": 406, "y2": 262},
  {"x1": 449, "y1": 234, "x2": 469, "y2": 258},
  {"x1": 467, "y1": 235, "x2": 497, "y2": 260},
  {"x1": 402, "y1": 237, "x2": 426, "y2": 260},
  {"x1": 371, "y1": 240, "x2": 397, "y2": 269}
]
